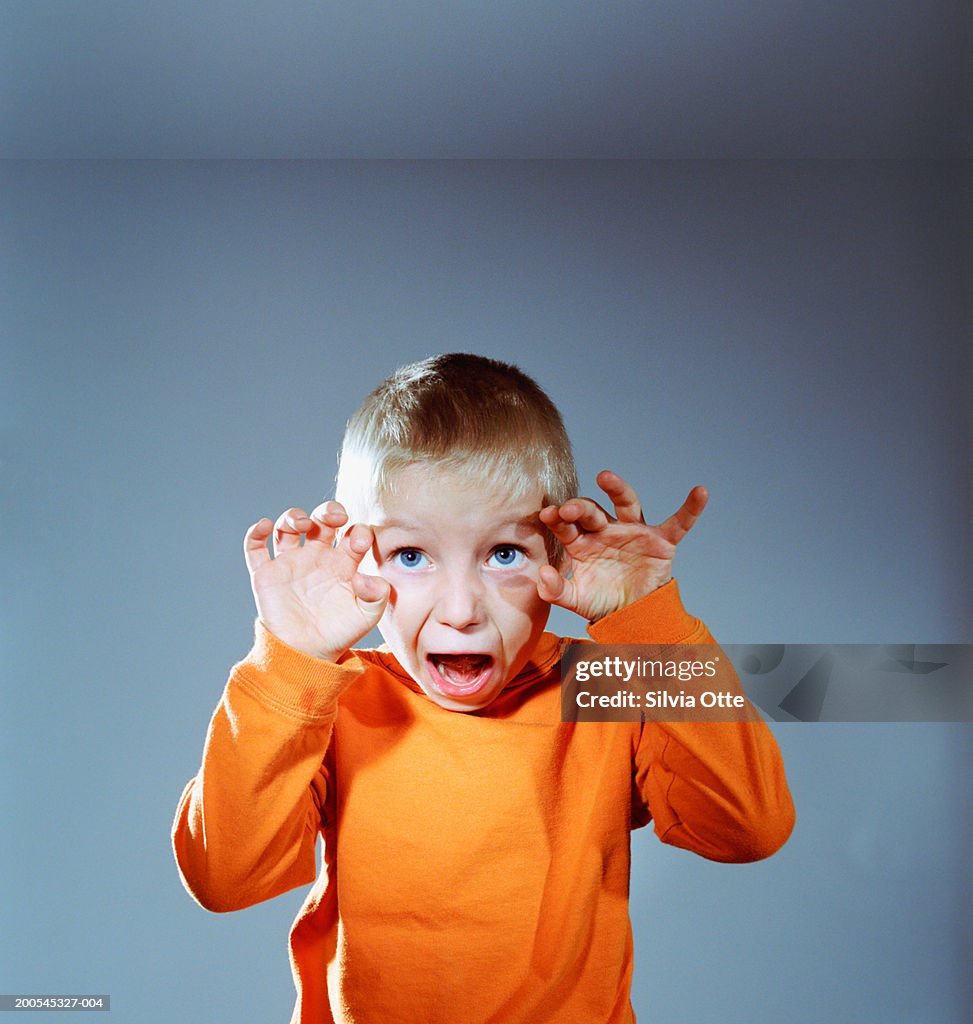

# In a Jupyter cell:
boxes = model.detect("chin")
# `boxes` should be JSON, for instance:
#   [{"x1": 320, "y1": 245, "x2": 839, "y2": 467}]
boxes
[
  {"x1": 421, "y1": 676, "x2": 504, "y2": 713},
  {"x1": 423, "y1": 683, "x2": 499, "y2": 713}
]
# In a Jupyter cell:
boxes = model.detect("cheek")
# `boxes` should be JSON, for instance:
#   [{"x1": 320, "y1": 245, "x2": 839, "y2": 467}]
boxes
[
  {"x1": 496, "y1": 573, "x2": 544, "y2": 612},
  {"x1": 376, "y1": 579, "x2": 425, "y2": 642},
  {"x1": 376, "y1": 603, "x2": 413, "y2": 663},
  {"x1": 493, "y1": 581, "x2": 549, "y2": 642}
]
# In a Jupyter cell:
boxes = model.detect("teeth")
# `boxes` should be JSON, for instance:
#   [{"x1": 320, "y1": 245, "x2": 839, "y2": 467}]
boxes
[
  {"x1": 434, "y1": 655, "x2": 491, "y2": 684},
  {"x1": 442, "y1": 656, "x2": 486, "y2": 672}
]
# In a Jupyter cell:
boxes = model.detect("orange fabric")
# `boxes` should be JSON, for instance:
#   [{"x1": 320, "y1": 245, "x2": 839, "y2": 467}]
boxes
[{"x1": 172, "y1": 581, "x2": 794, "y2": 1023}]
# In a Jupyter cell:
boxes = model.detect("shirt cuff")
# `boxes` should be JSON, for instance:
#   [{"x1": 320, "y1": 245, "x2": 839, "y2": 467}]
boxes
[
  {"x1": 229, "y1": 619, "x2": 365, "y2": 721},
  {"x1": 587, "y1": 579, "x2": 709, "y2": 645}
]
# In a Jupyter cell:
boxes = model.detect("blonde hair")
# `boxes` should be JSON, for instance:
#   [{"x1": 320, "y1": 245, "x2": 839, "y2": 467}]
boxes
[{"x1": 335, "y1": 353, "x2": 578, "y2": 565}]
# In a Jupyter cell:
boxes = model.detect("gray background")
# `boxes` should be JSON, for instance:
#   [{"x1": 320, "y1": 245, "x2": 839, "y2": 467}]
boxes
[
  {"x1": 3, "y1": 159, "x2": 969, "y2": 1024},
  {"x1": 2, "y1": 1, "x2": 969, "y2": 158},
  {"x1": 2, "y1": 3, "x2": 971, "y2": 1024}
]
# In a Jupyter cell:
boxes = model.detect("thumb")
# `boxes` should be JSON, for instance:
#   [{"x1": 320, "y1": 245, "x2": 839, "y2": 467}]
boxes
[
  {"x1": 351, "y1": 572, "x2": 390, "y2": 627},
  {"x1": 537, "y1": 565, "x2": 578, "y2": 613}
]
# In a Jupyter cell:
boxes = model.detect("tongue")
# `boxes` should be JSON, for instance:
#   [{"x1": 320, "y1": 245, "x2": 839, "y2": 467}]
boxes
[{"x1": 436, "y1": 655, "x2": 490, "y2": 684}]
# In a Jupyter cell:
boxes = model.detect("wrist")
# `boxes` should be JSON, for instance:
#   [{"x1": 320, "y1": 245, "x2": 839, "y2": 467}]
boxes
[
  {"x1": 588, "y1": 575, "x2": 674, "y2": 625},
  {"x1": 588, "y1": 579, "x2": 706, "y2": 645},
  {"x1": 238, "y1": 620, "x2": 363, "y2": 718},
  {"x1": 255, "y1": 618, "x2": 349, "y2": 664}
]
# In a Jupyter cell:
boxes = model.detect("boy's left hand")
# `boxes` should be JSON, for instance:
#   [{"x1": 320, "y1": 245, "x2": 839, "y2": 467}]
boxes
[{"x1": 537, "y1": 471, "x2": 708, "y2": 623}]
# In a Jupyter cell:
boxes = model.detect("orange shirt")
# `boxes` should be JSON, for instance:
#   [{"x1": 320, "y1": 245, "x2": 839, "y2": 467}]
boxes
[{"x1": 172, "y1": 581, "x2": 794, "y2": 1023}]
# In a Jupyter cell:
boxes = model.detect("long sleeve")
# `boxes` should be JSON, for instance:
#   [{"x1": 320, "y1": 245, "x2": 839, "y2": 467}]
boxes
[
  {"x1": 589, "y1": 580, "x2": 795, "y2": 863},
  {"x1": 171, "y1": 620, "x2": 363, "y2": 912}
]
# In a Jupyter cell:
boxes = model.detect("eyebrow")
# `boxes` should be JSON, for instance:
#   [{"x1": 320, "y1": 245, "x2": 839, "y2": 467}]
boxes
[
  {"x1": 500, "y1": 514, "x2": 542, "y2": 529},
  {"x1": 376, "y1": 513, "x2": 541, "y2": 532},
  {"x1": 373, "y1": 517, "x2": 423, "y2": 531}
]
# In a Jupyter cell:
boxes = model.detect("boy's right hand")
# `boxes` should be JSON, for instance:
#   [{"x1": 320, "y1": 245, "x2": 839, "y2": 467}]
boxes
[{"x1": 243, "y1": 502, "x2": 389, "y2": 662}]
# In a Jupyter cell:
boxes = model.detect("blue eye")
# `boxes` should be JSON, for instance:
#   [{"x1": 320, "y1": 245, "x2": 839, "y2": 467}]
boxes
[
  {"x1": 488, "y1": 545, "x2": 525, "y2": 568},
  {"x1": 392, "y1": 548, "x2": 428, "y2": 570}
]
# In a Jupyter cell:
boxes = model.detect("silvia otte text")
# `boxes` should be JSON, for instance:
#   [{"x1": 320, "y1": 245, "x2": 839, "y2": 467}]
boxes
[{"x1": 575, "y1": 689, "x2": 747, "y2": 709}]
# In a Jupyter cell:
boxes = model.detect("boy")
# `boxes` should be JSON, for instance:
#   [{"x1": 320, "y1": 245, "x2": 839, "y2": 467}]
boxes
[{"x1": 172, "y1": 353, "x2": 794, "y2": 1024}]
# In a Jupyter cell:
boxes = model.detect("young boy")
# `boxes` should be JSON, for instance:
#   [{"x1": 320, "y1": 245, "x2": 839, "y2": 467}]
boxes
[{"x1": 172, "y1": 353, "x2": 794, "y2": 1024}]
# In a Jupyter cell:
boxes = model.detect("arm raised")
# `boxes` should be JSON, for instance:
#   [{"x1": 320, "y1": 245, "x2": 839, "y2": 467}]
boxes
[{"x1": 173, "y1": 502, "x2": 380, "y2": 911}]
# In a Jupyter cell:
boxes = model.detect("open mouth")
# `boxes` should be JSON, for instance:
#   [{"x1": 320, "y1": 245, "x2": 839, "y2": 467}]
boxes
[{"x1": 426, "y1": 653, "x2": 496, "y2": 698}]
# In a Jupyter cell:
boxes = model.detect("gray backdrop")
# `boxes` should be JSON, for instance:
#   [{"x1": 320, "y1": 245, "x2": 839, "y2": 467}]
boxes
[{"x1": 2, "y1": 160, "x2": 969, "y2": 1022}]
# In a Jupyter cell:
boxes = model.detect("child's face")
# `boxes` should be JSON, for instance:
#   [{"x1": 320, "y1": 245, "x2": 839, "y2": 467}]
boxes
[{"x1": 366, "y1": 464, "x2": 553, "y2": 712}]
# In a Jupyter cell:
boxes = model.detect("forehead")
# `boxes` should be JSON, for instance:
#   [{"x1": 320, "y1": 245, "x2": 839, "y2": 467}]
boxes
[{"x1": 370, "y1": 464, "x2": 544, "y2": 533}]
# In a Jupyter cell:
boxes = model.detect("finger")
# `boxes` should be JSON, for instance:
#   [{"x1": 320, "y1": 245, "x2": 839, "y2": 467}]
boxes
[
  {"x1": 273, "y1": 507, "x2": 313, "y2": 555},
  {"x1": 307, "y1": 500, "x2": 348, "y2": 545},
  {"x1": 556, "y1": 497, "x2": 612, "y2": 534},
  {"x1": 657, "y1": 486, "x2": 709, "y2": 545},
  {"x1": 336, "y1": 522, "x2": 376, "y2": 570},
  {"x1": 536, "y1": 564, "x2": 579, "y2": 612},
  {"x1": 596, "y1": 470, "x2": 644, "y2": 524},
  {"x1": 244, "y1": 518, "x2": 274, "y2": 574},
  {"x1": 539, "y1": 505, "x2": 583, "y2": 547},
  {"x1": 536, "y1": 564, "x2": 565, "y2": 602},
  {"x1": 350, "y1": 572, "x2": 390, "y2": 626}
]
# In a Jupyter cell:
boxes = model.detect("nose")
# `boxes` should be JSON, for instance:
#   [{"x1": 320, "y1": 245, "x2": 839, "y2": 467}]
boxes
[{"x1": 433, "y1": 567, "x2": 485, "y2": 630}]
